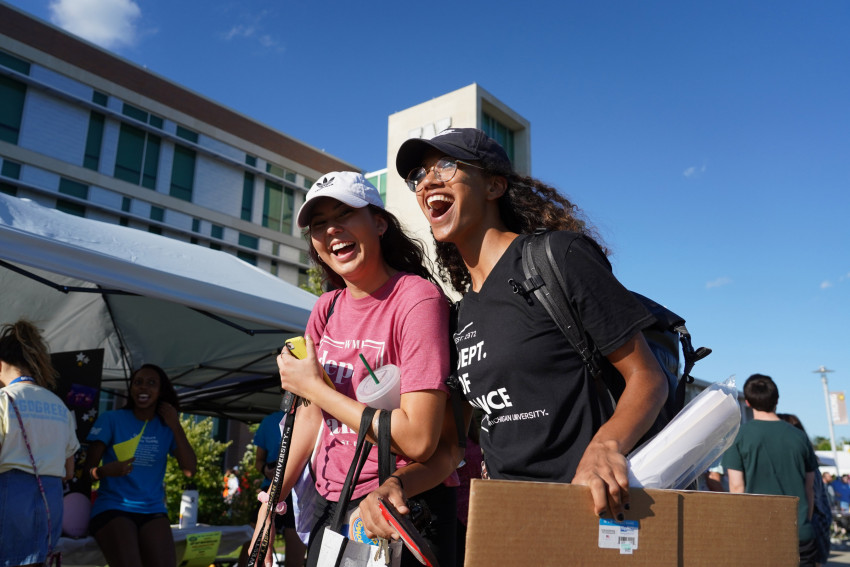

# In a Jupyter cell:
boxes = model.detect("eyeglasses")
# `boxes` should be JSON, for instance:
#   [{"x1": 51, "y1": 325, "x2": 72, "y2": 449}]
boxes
[{"x1": 405, "y1": 157, "x2": 484, "y2": 192}]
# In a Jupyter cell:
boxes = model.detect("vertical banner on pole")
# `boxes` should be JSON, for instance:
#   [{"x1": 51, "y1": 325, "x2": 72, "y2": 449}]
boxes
[
  {"x1": 52, "y1": 349, "x2": 105, "y2": 496},
  {"x1": 831, "y1": 392, "x2": 848, "y2": 425}
]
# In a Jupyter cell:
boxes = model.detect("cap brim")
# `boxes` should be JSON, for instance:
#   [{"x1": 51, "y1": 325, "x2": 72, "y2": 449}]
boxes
[
  {"x1": 395, "y1": 137, "x2": 480, "y2": 178},
  {"x1": 296, "y1": 193, "x2": 371, "y2": 228}
]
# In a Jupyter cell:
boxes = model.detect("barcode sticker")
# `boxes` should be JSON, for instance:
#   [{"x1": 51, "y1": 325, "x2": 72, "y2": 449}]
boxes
[{"x1": 598, "y1": 518, "x2": 640, "y2": 554}]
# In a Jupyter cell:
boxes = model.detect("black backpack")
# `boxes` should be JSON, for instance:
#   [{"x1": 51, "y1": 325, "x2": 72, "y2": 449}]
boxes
[{"x1": 510, "y1": 230, "x2": 711, "y2": 444}]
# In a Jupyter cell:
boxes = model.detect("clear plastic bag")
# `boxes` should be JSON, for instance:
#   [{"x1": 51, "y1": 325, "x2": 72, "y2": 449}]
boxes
[{"x1": 628, "y1": 376, "x2": 741, "y2": 490}]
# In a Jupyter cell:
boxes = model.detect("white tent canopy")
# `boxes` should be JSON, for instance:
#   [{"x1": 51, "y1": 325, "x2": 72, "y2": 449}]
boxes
[{"x1": 0, "y1": 193, "x2": 317, "y2": 421}]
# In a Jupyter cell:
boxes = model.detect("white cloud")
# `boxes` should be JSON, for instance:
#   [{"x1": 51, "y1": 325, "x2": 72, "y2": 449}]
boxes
[
  {"x1": 706, "y1": 276, "x2": 732, "y2": 289},
  {"x1": 224, "y1": 25, "x2": 256, "y2": 41},
  {"x1": 821, "y1": 280, "x2": 834, "y2": 289},
  {"x1": 684, "y1": 164, "x2": 707, "y2": 178},
  {"x1": 222, "y1": 10, "x2": 281, "y2": 51},
  {"x1": 49, "y1": 0, "x2": 141, "y2": 50}
]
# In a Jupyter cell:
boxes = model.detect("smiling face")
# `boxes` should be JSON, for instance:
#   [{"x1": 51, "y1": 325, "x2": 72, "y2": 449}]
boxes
[
  {"x1": 414, "y1": 150, "x2": 499, "y2": 248},
  {"x1": 308, "y1": 198, "x2": 390, "y2": 295},
  {"x1": 130, "y1": 366, "x2": 161, "y2": 411}
]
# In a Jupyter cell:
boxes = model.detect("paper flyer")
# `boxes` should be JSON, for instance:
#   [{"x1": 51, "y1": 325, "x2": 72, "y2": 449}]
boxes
[{"x1": 179, "y1": 531, "x2": 222, "y2": 567}]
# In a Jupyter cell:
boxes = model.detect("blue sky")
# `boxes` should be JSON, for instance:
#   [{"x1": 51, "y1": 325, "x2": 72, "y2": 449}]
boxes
[{"x1": 9, "y1": 0, "x2": 849, "y2": 440}]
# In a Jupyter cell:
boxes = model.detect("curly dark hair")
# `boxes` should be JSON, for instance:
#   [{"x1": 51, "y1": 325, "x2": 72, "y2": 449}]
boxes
[
  {"x1": 305, "y1": 205, "x2": 438, "y2": 291},
  {"x1": 434, "y1": 161, "x2": 605, "y2": 294},
  {"x1": 124, "y1": 363, "x2": 181, "y2": 417}
]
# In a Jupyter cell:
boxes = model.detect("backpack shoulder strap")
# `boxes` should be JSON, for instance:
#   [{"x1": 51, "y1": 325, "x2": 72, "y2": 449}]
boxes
[
  {"x1": 517, "y1": 231, "x2": 618, "y2": 417},
  {"x1": 518, "y1": 231, "x2": 600, "y2": 377}
]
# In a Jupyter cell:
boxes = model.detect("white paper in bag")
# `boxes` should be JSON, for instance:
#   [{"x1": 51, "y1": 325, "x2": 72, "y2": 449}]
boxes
[{"x1": 628, "y1": 376, "x2": 741, "y2": 490}]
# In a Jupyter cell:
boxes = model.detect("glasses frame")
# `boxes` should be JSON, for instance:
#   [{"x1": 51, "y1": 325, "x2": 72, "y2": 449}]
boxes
[{"x1": 405, "y1": 157, "x2": 485, "y2": 192}]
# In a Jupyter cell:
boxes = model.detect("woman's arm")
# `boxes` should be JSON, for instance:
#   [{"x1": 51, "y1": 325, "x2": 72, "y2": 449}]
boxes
[
  {"x1": 571, "y1": 332, "x2": 667, "y2": 519},
  {"x1": 277, "y1": 335, "x2": 448, "y2": 462},
  {"x1": 358, "y1": 399, "x2": 473, "y2": 540},
  {"x1": 159, "y1": 402, "x2": 197, "y2": 477},
  {"x1": 82, "y1": 439, "x2": 133, "y2": 480}
]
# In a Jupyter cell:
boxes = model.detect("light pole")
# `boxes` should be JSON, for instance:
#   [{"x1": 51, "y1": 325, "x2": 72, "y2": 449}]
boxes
[{"x1": 814, "y1": 366, "x2": 839, "y2": 476}]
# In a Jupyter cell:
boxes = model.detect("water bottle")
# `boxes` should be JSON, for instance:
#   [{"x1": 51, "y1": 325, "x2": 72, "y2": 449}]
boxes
[{"x1": 179, "y1": 483, "x2": 198, "y2": 529}]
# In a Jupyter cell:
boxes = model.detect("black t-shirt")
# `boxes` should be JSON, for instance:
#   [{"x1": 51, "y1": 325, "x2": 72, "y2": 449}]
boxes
[{"x1": 454, "y1": 232, "x2": 654, "y2": 483}]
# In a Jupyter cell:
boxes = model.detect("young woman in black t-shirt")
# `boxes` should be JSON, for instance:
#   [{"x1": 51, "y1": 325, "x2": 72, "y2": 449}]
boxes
[{"x1": 360, "y1": 129, "x2": 668, "y2": 539}]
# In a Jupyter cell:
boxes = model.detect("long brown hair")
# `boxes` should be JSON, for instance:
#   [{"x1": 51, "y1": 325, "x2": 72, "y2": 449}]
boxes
[
  {"x1": 0, "y1": 320, "x2": 58, "y2": 389},
  {"x1": 434, "y1": 166, "x2": 605, "y2": 294}
]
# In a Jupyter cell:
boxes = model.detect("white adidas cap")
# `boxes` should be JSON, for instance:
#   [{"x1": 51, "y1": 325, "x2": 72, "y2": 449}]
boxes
[{"x1": 296, "y1": 171, "x2": 384, "y2": 228}]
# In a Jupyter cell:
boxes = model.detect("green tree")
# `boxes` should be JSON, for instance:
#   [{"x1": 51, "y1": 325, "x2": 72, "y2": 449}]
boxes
[
  {"x1": 227, "y1": 424, "x2": 263, "y2": 525},
  {"x1": 165, "y1": 415, "x2": 231, "y2": 525},
  {"x1": 299, "y1": 265, "x2": 323, "y2": 296},
  {"x1": 814, "y1": 436, "x2": 833, "y2": 451}
]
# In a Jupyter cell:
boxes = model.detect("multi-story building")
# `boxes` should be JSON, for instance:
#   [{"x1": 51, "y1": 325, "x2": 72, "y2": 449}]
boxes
[
  {"x1": 380, "y1": 83, "x2": 532, "y2": 272},
  {"x1": 0, "y1": 2, "x2": 357, "y2": 288}
]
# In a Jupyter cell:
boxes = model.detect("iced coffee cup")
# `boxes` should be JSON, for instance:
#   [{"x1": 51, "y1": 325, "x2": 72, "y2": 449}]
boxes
[{"x1": 355, "y1": 364, "x2": 401, "y2": 410}]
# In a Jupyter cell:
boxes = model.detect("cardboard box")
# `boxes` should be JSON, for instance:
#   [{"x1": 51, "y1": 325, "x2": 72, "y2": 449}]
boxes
[{"x1": 464, "y1": 479, "x2": 799, "y2": 566}]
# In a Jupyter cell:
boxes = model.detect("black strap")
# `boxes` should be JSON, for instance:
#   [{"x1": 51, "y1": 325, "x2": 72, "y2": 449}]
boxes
[
  {"x1": 518, "y1": 232, "x2": 616, "y2": 417},
  {"x1": 248, "y1": 391, "x2": 300, "y2": 566},
  {"x1": 329, "y1": 407, "x2": 379, "y2": 532},
  {"x1": 378, "y1": 409, "x2": 394, "y2": 482}
]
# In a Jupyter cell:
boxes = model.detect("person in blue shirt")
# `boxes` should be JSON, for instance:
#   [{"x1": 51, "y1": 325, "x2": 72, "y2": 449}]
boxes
[
  {"x1": 84, "y1": 364, "x2": 196, "y2": 567},
  {"x1": 253, "y1": 410, "x2": 307, "y2": 567}
]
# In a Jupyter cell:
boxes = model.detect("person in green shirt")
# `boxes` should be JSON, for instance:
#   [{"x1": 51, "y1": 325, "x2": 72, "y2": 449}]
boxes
[{"x1": 722, "y1": 374, "x2": 817, "y2": 567}]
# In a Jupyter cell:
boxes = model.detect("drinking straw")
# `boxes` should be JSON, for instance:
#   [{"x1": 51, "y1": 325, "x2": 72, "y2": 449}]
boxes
[{"x1": 359, "y1": 354, "x2": 380, "y2": 385}]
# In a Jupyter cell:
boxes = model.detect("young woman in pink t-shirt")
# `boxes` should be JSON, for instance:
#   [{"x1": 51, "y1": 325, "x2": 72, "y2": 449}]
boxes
[{"x1": 249, "y1": 171, "x2": 465, "y2": 567}]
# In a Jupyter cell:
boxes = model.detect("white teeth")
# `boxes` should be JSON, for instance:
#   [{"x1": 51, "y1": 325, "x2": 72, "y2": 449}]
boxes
[
  {"x1": 427, "y1": 195, "x2": 454, "y2": 210},
  {"x1": 331, "y1": 241, "x2": 353, "y2": 252}
]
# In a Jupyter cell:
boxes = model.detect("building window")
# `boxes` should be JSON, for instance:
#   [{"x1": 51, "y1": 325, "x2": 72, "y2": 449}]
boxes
[
  {"x1": 119, "y1": 217, "x2": 129, "y2": 226},
  {"x1": 121, "y1": 103, "x2": 162, "y2": 128},
  {"x1": 121, "y1": 197, "x2": 131, "y2": 212},
  {"x1": 148, "y1": 225, "x2": 162, "y2": 235},
  {"x1": 481, "y1": 112, "x2": 515, "y2": 164},
  {"x1": 0, "y1": 76, "x2": 26, "y2": 144},
  {"x1": 262, "y1": 180, "x2": 294, "y2": 234},
  {"x1": 266, "y1": 163, "x2": 285, "y2": 178},
  {"x1": 241, "y1": 172, "x2": 254, "y2": 221},
  {"x1": 0, "y1": 51, "x2": 30, "y2": 74},
  {"x1": 59, "y1": 178, "x2": 89, "y2": 200},
  {"x1": 237, "y1": 251, "x2": 257, "y2": 266},
  {"x1": 2, "y1": 160, "x2": 21, "y2": 179},
  {"x1": 304, "y1": 177, "x2": 314, "y2": 189},
  {"x1": 245, "y1": 155, "x2": 257, "y2": 168},
  {"x1": 285, "y1": 171, "x2": 296, "y2": 183},
  {"x1": 170, "y1": 145, "x2": 195, "y2": 201},
  {"x1": 366, "y1": 171, "x2": 387, "y2": 201},
  {"x1": 192, "y1": 218, "x2": 201, "y2": 233},
  {"x1": 238, "y1": 233, "x2": 258, "y2": 249},
  {"x1": 272, "y1": 242, "x2": 280, "y2": 256},
  {"x1": 56, "y1": 200, "x2": 86, "y2": 217},
  {"x1": 150, "y1": 206, "x2": 164, "y2": 222},
  {"x1": 84, "y1": 112, "x2": 105, "y2": 170},
  {"x1": 114, "y1": 123, "x2": 161, "y2": 189},
  {"x1": 270, "y1": 260, "x2": 278, "y2": 276},
  {"x1": 0, "y1": 182, "x2": 17, "y2": 196},
  {"x1": 210, "y1": 242, "x2": 222, "y2": 251},
  {"x1": 92, "y1": 91, "x2": 108, "y2": 106},
  {"x1": 176, "y1": 126, "x2": 198, "y2": 144},
  {"x1": 211, "y1": 224, "x2": 223, "y2": 240},
  {"x1": 298, "y1": 268, "x2": 309, "y2": 288}
]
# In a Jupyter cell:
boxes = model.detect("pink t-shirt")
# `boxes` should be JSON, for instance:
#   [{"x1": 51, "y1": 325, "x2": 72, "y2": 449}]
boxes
[{"x1": 306, "y1": 272, "x2": 450, "y2": 501}]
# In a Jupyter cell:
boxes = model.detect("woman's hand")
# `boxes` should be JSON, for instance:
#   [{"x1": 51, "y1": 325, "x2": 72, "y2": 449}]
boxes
[
  {"x1": 100, "y1": 457, "x2": 135, "y2": 477},
  {"x1": 571, "y1": 439, "x2": 630, "y2": 520},
  {"x1": 157, "y1": 401, "x2": 180, "y2": 430},
  {"x1": 358, "y1": 476, "x2": 408, "y2": 541},
  {"x1": 277, "y1": 335, "x2": 329, "y2": 402}
]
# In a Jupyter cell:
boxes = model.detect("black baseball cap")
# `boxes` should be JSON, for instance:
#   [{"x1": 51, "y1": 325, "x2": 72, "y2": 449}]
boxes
[{"x1": 395, "y1": 127, "x2": 512, "y2": 179}]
